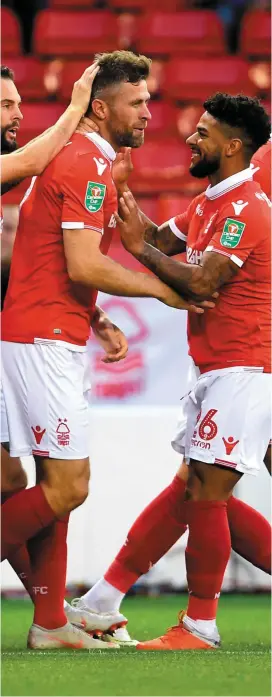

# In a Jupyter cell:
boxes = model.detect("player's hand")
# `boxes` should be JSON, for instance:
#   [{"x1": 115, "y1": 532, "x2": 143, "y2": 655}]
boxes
[
  {"x1": 115, "y1": 190, "x2": 145, "y2": 255},
  {"x1": 112, "y1": 148, "x2": 133, "y2": 193},
  {"x1": 76, "y1": 115, "x2": 99, "y2": 135},
  {"x1": 91, "y1": 308, "x2": 128, "y2": 363},
  {"x1": 156, "y1": 281, "x2": 205, "y2": 313},
  {"x1": 70, "y1": 62, "x2": 99, "y2": 115}
]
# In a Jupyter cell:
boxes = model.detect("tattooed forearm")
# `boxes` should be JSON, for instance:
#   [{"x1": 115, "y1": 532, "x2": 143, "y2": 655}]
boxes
[
  {"x1": 134, "y1": 244, "x2": 237, "y2": 299},
  {"x1": 141, "y1": 215, "x2": 186, "y2": 256}
]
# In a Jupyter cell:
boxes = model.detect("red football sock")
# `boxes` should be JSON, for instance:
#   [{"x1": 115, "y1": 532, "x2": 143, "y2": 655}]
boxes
[
  {"x1": 1, "y1": 485, "x2": 56, "y2": 561},
  {"x1": 2, "y1": 490, "x2": 34, "y2": 600},
  {"x1": 228, "y1": 496, "x2": 271, "y2": 574},
  {"x1": 185, "y1": 500, "x2": 231, "y2": 620},
  {"x1": 28, "y1": 516, "x2": 69, "y2": 630},
  {"x1": 105, "y1": 475, "x2": 187, "y2": 593}
]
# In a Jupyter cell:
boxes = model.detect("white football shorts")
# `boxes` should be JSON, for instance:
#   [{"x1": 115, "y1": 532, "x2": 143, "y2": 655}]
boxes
[
  {"x1": 1, "y1": 340, "x2": 92, "y2": 459},
  {"x1": 171, "y1": 365, "x2": 271, "y2": 476}
]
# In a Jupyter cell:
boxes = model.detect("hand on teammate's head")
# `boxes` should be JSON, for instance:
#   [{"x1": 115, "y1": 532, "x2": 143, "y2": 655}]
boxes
[{"x1": 70, "y1": 62, "x2": 100, "y2": 115}]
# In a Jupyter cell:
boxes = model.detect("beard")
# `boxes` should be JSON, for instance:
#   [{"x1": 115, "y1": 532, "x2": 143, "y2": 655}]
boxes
[
  {"x1": 110, "y1": 125, "x2": 145, "y2": 149},
  {"x1": 1, "y1": 127, "x2": 18, "y2": 154},
  {"x1": 190, "y1": 154, "x2": 220, "y2": 179}
]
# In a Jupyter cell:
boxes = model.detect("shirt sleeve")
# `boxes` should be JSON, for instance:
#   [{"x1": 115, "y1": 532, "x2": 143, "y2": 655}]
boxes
[
  {"x1": 61, "y1": 154, "x2": 108, "y2": 234},
  {"x1": 205, "y1": 208, "x2": 258, "y2": 268},
  {"x1": 168, "y1": 198, "x2": 198, "y2": 241}
]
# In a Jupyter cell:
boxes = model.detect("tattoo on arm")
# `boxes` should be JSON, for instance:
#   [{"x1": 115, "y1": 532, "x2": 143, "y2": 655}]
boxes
[
  {"x1": 141, "y1": 214, "x2": 186, "y2": 256},
  {"x1": 134, "y1": 245, "x2": 237, "y2": 299}
]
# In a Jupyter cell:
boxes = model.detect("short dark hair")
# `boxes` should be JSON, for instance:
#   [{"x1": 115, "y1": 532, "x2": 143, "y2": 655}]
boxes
[
  {"x1": 88, "y1": 50, "x2": 151, "y2": 110},
  {"x1": 1, "y1": 65, "x2": 14, "y2": 81},
  {"x1": 203, "y1": 92, "x2": 271, "y2": 155}
]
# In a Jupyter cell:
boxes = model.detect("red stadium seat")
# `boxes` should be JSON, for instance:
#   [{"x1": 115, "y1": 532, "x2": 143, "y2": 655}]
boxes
[
  {"x1": 50, "y1": 0, "x2": 96, "y2": 7},
  {"x1": 129, "y1": 137, "x2": 192, "y2": 194},
  {"x1": 1, "y1": 57, "x2": 49, "y2": 101},
  {"x1": 33, "y1": 10, "x2": 119, "y2": 57},
  {"x1": 135, "y1": 11, "x2": 225, "y2": 58},
  {"x1": 1, "y1": 7, "x2": 22, "y2": 56},
  {"x1": 158, "y1": 194, "x2": 193, "y2": 223},
  {"x1": 108, "y1": 0, "x2": 182, "y2": 11},
  {"x1": 147, "y1": 102, "x2": 180, "y2": 139},
  {"x1": 17, "y1": 103, "x2": 64, "y2": 146},
  {"x1": 240, "y1": 11, "x2": 271, "y2": 59},
  {"x1": 163, "y1": 57, "x2": 257, "y2": 102},
  {"x1": 60, "y1": 60, "x2": 94, "y2": 102}
]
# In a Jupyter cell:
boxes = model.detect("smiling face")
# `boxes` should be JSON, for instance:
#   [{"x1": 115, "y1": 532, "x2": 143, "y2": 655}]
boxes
[
  {"x1": 1, "y1": 77, "x2": 23, "y2": 153},
  {"x1": 186, "y1": 111, "x2": 226, "y2": 179},
  {"x1": 94, "y1": 79, "x2": 151, "y2": 149}
]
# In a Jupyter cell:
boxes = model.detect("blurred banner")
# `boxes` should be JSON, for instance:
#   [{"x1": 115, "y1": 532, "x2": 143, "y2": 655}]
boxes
[{"x1": 87, "y1": 295, "x2": 190, "y2": 405}]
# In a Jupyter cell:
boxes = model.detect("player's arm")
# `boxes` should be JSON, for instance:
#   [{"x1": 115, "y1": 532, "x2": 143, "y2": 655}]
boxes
[
  {"x1": 1, "y1": 63, "x2": 99, "y2": 187},
  {"x1": 116, "y1": 192, "x2": 256, "y2": 299},
  {"x1": 63, "y1": 226, "x2": 202, "y2": 311}
]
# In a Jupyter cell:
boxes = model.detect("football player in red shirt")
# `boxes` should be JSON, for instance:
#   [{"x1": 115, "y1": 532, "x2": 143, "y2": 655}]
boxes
[
  {"x1": 73, "y1": 94, "x2": 271, "y2": 649},
  {"x1": 116, "y1": 92, "x2": 271, "y2": 650},
  {"x1": 1, "y1": 51, "x2": 201, "y2": 651}
]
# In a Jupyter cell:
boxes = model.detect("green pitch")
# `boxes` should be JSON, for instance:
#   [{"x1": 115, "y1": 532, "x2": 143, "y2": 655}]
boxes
[{"x1": 1, "y1": 594, "x2": 271, "y2": 697}]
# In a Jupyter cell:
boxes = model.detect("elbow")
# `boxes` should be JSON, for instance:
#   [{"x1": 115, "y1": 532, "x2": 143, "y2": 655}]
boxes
[
  {"x1": 188, "y1": 275, "x2": 215, "y2": 299},
  {"x1": 67, "y1": 264, "x2": 85, "y2": 284}
]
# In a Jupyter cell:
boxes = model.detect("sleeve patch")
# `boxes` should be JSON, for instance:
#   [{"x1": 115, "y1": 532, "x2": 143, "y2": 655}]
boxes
[
  {"x1": 85, "y1": 181, "x2": 106, "y2": 213},
  {"x1": 220, "y1": 218, "x2": 246, "y2": 249}
]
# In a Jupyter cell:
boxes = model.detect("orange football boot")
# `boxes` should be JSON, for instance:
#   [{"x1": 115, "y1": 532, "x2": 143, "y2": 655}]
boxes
[{"x1": 136, "y1": 612, "x2": 219, "y2": 651}]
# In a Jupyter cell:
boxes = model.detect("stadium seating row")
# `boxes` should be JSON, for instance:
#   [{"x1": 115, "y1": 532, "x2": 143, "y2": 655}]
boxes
[
  {"x1": 2, "y1": 7, "x2": 270, "y2": 60},
  {"x1": 49, "y1": 0, "x2": 186, "y2": 9},
  {"x1": 3, "y1": 55, "x2": 265, "y2": 102}
]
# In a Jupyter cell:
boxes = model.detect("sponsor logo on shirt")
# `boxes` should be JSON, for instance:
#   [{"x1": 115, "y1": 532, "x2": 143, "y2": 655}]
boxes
[
  {"x1": 203, "y1": 211, "x2": 218, "y2": 234},
  {"x1": 85, "y1": 181, "x2": 106, "y2": 213},
  {"x1": 220, "y1": 218, "x2": 246, "y2": 248},
  {"x1": 196, "y1": 204, "x2": 204, "y2": 216},
  {"x1": 231, "y1": 200, "x2": 248, "y2": 216},
  {"x1": 187, "y1": 247, "x2": 203, "y2": 265},
  {"x1": 108, "y1": 213, "x2": 117, "y2": 228}
]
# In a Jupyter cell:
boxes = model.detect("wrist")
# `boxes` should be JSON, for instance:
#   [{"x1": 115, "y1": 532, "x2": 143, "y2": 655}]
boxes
[
  {"x1": 117, "y1": 183, "x2": 130, "y2": 196},
  {"x1": 67, "y1": 103, "x2": 85, "y2": 119}
]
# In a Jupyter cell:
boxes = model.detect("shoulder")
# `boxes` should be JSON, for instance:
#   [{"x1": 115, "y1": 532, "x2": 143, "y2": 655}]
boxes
[
  {"x1": 218, "y1": 181, "x2": 270, "y2": 222},
  {"x1": 251, "y1": 141, "x2": 271, "y2": 168}
]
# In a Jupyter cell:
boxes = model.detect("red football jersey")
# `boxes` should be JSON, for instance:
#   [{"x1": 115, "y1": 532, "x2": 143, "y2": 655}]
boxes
[
  {"x1": 2, "y1": 133, "x2": 117, "y2": 346},
  {"x1": 251, "y1": 140, "x2": 271, "y2": 199},
  {"x1": 169, "y1": 168, "x2": 271, "y2": 374}
]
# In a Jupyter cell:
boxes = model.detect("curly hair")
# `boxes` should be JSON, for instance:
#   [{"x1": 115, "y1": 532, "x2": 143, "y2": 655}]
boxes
[
  {"x1": 1, "y1": 65, "x2": 14, "y2": 81},
  {"x1": 88, "y1": 50, "x2": 151, "y2": 109},
  {"x1": 203, "y1": 93, "x2": 271, "y2": 155}
]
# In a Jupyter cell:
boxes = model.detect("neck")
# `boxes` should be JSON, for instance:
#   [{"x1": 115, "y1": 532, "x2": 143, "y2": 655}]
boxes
[
  {"x1": 208, "y1": 157, "x2": 250, "y2": 187},
  {"x1": 89, "y1": 115, "x2": 118, "y2": 153}
]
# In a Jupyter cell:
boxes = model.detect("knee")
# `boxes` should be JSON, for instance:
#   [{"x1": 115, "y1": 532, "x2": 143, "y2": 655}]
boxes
[
  {"x1": 1, "y1": 453, "x2": 28, "y2": 494},
  {"x1": 68, "y1": 476, "x2": 89, "y2": 509}
]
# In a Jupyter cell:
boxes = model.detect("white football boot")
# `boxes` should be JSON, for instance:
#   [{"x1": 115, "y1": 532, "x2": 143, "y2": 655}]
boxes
[
  {"x1": 102, "y1": 625, "x2": 139, "y2": 647},
  {"x1": 27, "y1": 621, "x2": 119, "y2": 650},
  {"x1": 65, "y1": 598, "x2": 137, "y2": 644}
]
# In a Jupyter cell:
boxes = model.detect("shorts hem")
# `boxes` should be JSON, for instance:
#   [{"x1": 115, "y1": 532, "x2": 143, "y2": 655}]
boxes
[
  {"x1": 47, "y1": 450, "x2": 90, "y2": 460},
  {"x1": 171, "y1": 440, "x2": 185, "y2": 455},
  {"x1": 188, "y1": 449, "x2": 259, "y2": 476}
]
